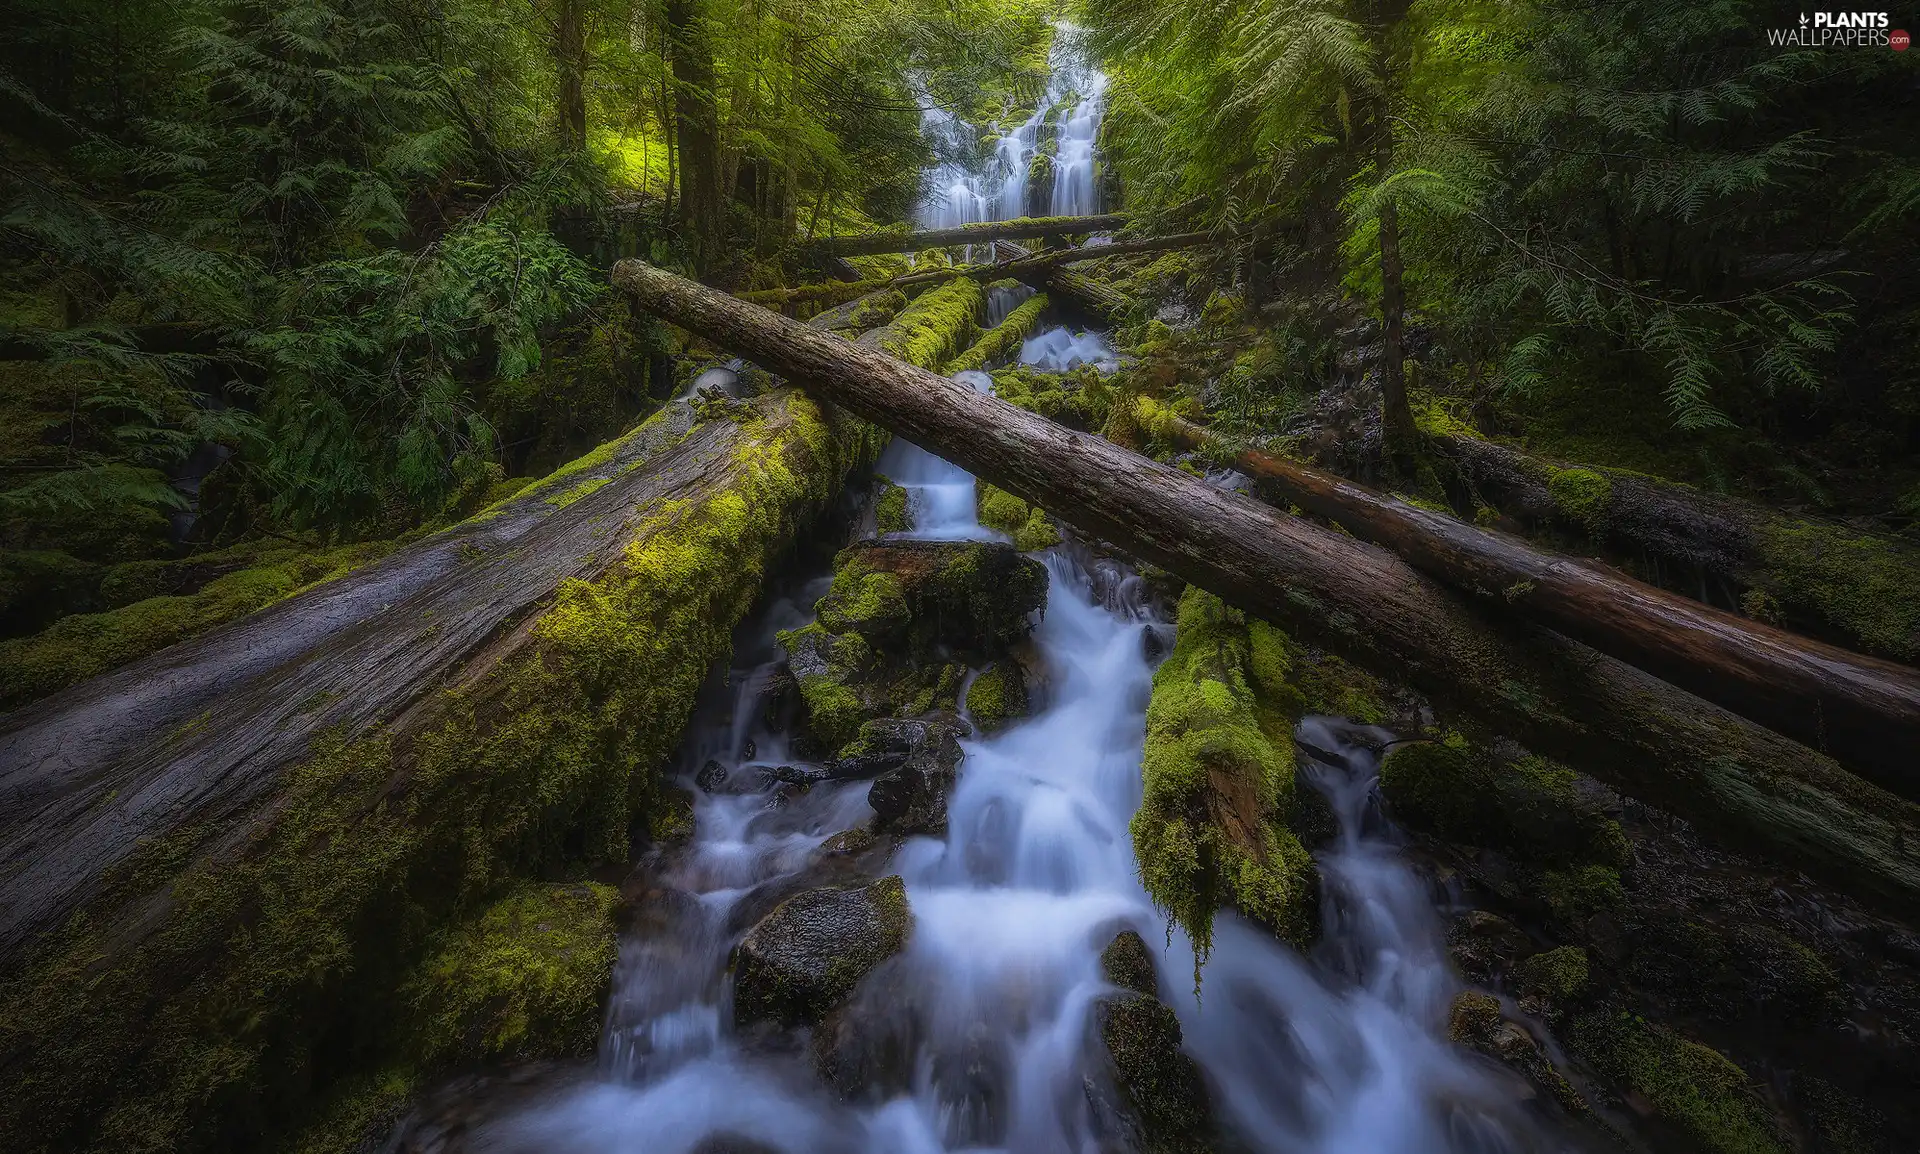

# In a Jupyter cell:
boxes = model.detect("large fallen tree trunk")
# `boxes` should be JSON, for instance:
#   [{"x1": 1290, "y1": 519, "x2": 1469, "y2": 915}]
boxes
[
  {"x1": 0, "y1": 293, "x2": 960, "y2": 1152},
  {"x1": 807, "y1": 213, "x2": 1128, "y2": 255},
  {"x1": 613, "y1": 258, "x2": 1920, "y2": 918},
  {"x1": 1430, "y1": 430, "x2": 1920, "y2": 666},
  {"x1": 1128, "y1": 398, "x2": 1920, "y2": 798}
]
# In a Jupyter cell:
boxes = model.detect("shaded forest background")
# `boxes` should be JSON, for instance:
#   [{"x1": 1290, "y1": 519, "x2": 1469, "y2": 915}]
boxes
[{"x1": 3, "y1": 0, "x2": 1917, "y2": 634}]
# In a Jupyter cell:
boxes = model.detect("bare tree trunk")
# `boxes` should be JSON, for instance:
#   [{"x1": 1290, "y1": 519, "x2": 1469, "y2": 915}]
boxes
[
  {"x1": 1375, "y1": 109, "x2": 1415, "y2": 459},
  {"x1": 553, "y1": 0, "x2": 588, "y2": 153},
  {"x1": 613, "y1": 258, "x2": 1920, "y2": 918},
  {"x1": 664, "y1": 0, "x2": 724, "y2": 272}
]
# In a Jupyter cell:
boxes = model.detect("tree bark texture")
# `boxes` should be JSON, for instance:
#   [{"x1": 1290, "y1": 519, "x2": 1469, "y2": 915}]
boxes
[{"x1": 808, "y1": 214, "x2": 1129, "y2": 255}]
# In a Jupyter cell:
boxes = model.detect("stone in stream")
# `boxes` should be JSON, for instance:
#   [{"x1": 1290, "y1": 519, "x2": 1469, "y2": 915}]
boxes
[
  {"x1": 1100, "y1": 929, "x2": 1160, "y2": 997},
  {"x1": 867, "y1": 719, "x2": 967, "y2": 837},
  {"x1": 731, "y1": 876, "x2": 913, "y2": 1028},
  {"x1": 1085, "y1": 988, "x2": 1216, "y2": 1154},
  {"x1": 779, "y1": 540, "x2": 1047, "y2": 754}
]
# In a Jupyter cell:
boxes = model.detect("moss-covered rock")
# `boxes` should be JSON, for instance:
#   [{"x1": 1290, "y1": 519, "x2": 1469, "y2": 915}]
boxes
[
  {"x1": 1132, "y1": 586, "x2": 1317, "y2": 963},
  {"x1": 1516, "y1": 945, "x2": 1591, "y2": 1002},
  {"x1": 1100, "y1": 929, "x2": 1160, "y2": 997},
  {"x1": 965, "y1": 660, "x2": 1030, "y2": 733},
  {"x1": 1448, "y1": 990, "x2": 1587, "y2": 1115},
  {"x1": 1378, "y1": 738, "x2": 1628, "y2": 870},
  {"x1": 874, "y1": 476, "x2": 911, "y2": 534},
  {"x1": 0, "y1": 539, "x2": 396, "y2": 710},
  {"x1": 1623, "y1": 912, "x2": 1842, "y2": 1024},
  {"x1": 975, "y1": 482, "x2": 1061, "y2": 551},
  {"x1": 1568, "y1": 1009, "x2": 1787, "y2": 1154},
  {"x1": 1088, "y1": 992, "x2": 1215, "y2": 1154},
  {"x1": 989, "y1": 365, "x2": 1112, "y2": 431},
  {"x1": 732, "y1": 876, "x2": 913, "y2": 1028},
  {"x1": 405, "y1": 881, "x2": 620, "y2": 1064}
]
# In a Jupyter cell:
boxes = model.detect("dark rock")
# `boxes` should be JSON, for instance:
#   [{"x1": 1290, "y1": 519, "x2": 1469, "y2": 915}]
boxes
[
  {"x1": 732, "y1": 876, "x2": 913, "y2": 1028},
  {"x1": 812, "y1": 960, "x2": 921, "y2": 1103},
  {"x1": 1100, "y1": 930, "x2": 1159, "y2": 997},
  {"x1": 1447, "y1": 991, "x2": 1587, "y2": 1116},
  {"x1": 868, "y1": 722, "x2": 966, "y2": 836},
  {"x1": 741, "y1": 738, "x2": 757, "y2": 761},
  {"x1": 932, "y1": 1027, "x2": 1010, "y2": 1146},
  {"x1": 689, "y1": 1135, "x2": 782, "y2": 1154},
  {"x1": 759, "y1": 763, "x2": 828, "y2": 788},
  {"x1": 818, "y1": 827, "x2": 878, "y2": 858},
  {"x1": 1446, "y1": 909, "x2": 1533, "y2": 986},
  {"x1": 1088, "y1": 992, "x2": 1214, "y2": 1154},
  {"x1": 695, "y1": 759, "x2": 733, "y2": 794}
]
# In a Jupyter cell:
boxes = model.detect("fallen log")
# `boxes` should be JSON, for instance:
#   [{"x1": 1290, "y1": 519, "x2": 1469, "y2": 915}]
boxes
[
  {"x1": 1431, "y1": 430, "x2": 1920, "y2": 665},
  {"x1": 992, "y1": 238, "x2": 1133, "y2": 324},
  {"x1": 1129, "y1": 398, "x2": 1920, "y2": 798},
  {"x1": 0, "y1": 294, "x2": 963, "y2": 1151},
  {"x1": 613, "y1": 258, "x2": 1920, "y2": 917},
  {"x1": 807, "y1": 213, "x2": 1128, "y2": 256},
  {"x1": 740, "y1": 232, "x2": 1202, "y2": 312}
]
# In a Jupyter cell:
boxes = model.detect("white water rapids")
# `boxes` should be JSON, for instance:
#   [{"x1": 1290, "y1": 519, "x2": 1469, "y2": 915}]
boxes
[{"x1": 472, "y1": 28, "x2": 1578, "y2": 1154}]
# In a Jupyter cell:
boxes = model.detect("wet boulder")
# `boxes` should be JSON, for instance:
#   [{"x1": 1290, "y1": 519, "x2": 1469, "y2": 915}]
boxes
[
  {"x1": 1100, "y1": 929, "x2": 1160, "y2": 997},
  {"x1": 1447, "y1": 990, "x2": 1587, "y2": 1115},
  {"x1": 812, "y1": 960, "x2": 922, "y2": 1104},
  {"x1": 1086, "y1": 991, "x2": 1215, "y2": 1154},
  {"x1": 868, "y1": 720, "x2": 966, "y2": 837},
  {"x1": 964, "y1": 660, "x2": 1031, "y2": 733},
  {"x1": 732, "y1": 876, "x2": 913, "y2": 1028},
  {"x1": 818, "y1": 540, "x2": 1047, "y2": 658},
  {"x1": 827, "y1": 715, "x2": 968, "y2": 779}
]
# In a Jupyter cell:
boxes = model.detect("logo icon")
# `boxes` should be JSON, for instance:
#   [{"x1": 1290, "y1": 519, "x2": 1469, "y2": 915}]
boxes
[{"x1": 1893, "y1": 27, "x2": 1911, "y2": 49}]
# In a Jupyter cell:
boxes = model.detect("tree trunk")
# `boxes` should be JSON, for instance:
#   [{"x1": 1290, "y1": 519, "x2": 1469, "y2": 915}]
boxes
[
  {"x1": 809, "y1": 214, "x2": 1129, "y2": 256},
  {"x1": 1129, "y1": 398, "x2": 1920, "y2": 796},
  {"x1": 612, "y1": 258, "x2": 1920, "y2": 917},
  {"x1": 1374, "y1": 108, "x2": 1415, "y2": 459},
  {"x1": 553, "y1": 0, "x2": 587, "y2": 153},
  {"x1": 1433, "y1": 432, "x2": 1920, "y2": 666},
  {"x1": 664, "y1": 0, "x2": 723, "y2": 272}
]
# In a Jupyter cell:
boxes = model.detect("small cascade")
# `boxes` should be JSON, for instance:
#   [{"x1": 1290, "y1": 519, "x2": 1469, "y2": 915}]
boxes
[{"x1": 1048, "y1": 70, "x2": 1107, "y2": 219}]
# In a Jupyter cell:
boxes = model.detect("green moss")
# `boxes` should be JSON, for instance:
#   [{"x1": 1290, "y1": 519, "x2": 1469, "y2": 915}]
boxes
[
  {"x1": 406, "y1": 882, "x2": 618, "y2": 1063},
  {"x1": 965, "y1": 661, "x2": 1029, "y2": 733},
  {"x1": 1132, "y1": 587, "x2": 1317, "y2": 965},
  {"x1": 1569, "y1": 1010, "x2": 1787, "y2": 1154},
  {"x1": 0, "y1": 392, "x2": 881, "y2": 1154},
  {"x1": 1378, "y1": 741, "x2": 1628, "y2": 870},
  {"x1": 877, "y1": 277, "x2": 983, "y2": 369},
  {"x1": 1547, "y1": 467, "x2": 1613, "y2": 534},
  {"x1": 0, "y1": 539, "x2": 396, "y2": 710},
  {"x1": 545, "y1": 474, "x2": 614, "y2": 508},
  {"x1": 947, "y1": 291, "x2": 1049, "y2": 373},
  {"x1": 1757, "y1": 518, "x2": 1920, "y2": 661},
  {"x1": 481, "y1": 475, "x2": 537, "y2": 507},
  {"x1": 1541, "y1": 864, "x2": 1625, "y2": 923},
  {"x1": 819, "y1": 571, "x2": 910, "y2": 635},
  {"x1": 1516, "y1": 945, "x2": 1590, "y2": 1001},
  {"x1": 874, "y1": 477, "x2": 911, "y2": 534},
  {"x1": 989, "y1": 365, "x2": 1111, "y2": 431}
]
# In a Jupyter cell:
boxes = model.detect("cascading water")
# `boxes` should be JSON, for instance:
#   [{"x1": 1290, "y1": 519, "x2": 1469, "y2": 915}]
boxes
[{"x1": 474, "y1": 27, "x2": 1582, "y2": 1154}]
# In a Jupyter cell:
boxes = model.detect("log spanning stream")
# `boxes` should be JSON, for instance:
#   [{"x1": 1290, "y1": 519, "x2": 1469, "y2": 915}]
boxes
[{"x1": 458, "y1": 30, "x2": 1587, "y2": 1154}]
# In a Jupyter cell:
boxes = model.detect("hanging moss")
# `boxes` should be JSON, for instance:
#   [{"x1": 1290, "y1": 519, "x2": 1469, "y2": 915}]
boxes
[
  {"x1": 0, "y1": 392, "x2": 882, "y2": 1154},
  {"x1": 0, "y1": 539, "x2": 397, "y2": 710},
  {"x1": 1131, "y1": 587, "x2": 1317, "y2": 966},
  {"x1": 1568, "y1": 1010, "x2": 1788, "y2": 1154}
]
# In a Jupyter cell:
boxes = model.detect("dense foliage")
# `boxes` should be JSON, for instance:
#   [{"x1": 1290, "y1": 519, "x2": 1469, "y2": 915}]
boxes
[
  {"x1": 0, "y1": 0, "x2": 1051, "y2": 598},
  {"x1": 1092, "y1": 0, "x2": 1919, "y2": 504}
]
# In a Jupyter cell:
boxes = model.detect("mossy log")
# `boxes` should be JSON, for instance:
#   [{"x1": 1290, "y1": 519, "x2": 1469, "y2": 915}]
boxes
[
  {"x1": 1131, "y1": 398, "x2": 1920, "y2": 798},
  {"x1": 1432, "y1": 431, "x2": 1920, "y2": 664},
  {"x1": 739, "y1": 234, "x2": 1184, "y2": 319},
  {"x1": 0, "y1": 284, "x2": 992, "y2": 1151},
  {"x1": 805, "y1": 213, "x2": 1129, "y2": 256},
  {"x1": 613, "y1": 259, "x2": 1920, "y2": 918},
  {"x1": 948, "y1": 291, "x2": 1049, "y2": 373}
]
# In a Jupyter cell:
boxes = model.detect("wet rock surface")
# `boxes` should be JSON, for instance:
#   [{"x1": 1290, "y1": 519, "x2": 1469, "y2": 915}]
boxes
[
  {"x1": 1086, "y1": 990, "x2": 1215, "y2": 1154},
  {"x1": 732, "y1": 876, "x2": 913, "y2": 1028},
  {"x1": 866, "y1": 717, "x2": 967, "y2": 836}
]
